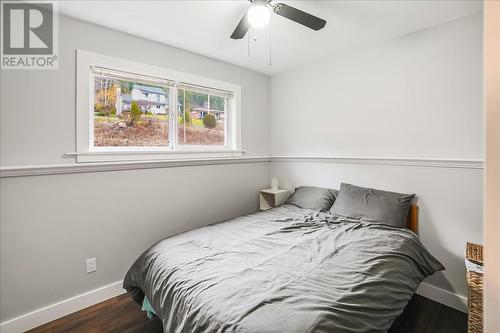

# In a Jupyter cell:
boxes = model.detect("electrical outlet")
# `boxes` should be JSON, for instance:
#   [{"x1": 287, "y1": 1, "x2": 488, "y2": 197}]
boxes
[{"x1": 86, "y1": 257, "x2": 96, "y2": 274}]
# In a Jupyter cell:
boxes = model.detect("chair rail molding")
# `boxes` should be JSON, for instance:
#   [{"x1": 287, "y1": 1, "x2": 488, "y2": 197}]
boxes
[
  {"x1": 0, "y1": 156, "x2": 271, "y2": 178},
  {"x1": 270, "y1": 155, "x2": 484, "y2": 170},
  {"x1": 0, "y1": 155, "x2": 483, "y2": 178}
]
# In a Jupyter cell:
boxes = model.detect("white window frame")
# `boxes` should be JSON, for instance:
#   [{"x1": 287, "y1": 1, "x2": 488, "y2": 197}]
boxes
[{"x1": 76, "y1": 50, "x2": 242, "y2": 163}]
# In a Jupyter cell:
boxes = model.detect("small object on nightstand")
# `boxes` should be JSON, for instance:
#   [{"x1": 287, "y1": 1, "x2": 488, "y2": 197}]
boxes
[
  {"x1": 465, "y1": 242, "x2": 483, "y2": 333},
  {"x1": 259, "y1": 189, "x2": 290, "y2": 211},
  {"x1": 270, "y1": 177, "x2": 279, "y2": 191}
]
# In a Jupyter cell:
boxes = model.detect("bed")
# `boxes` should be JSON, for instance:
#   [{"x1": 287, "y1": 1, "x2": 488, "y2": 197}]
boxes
[{"x1": 123, "y1": 185, "x2": 443, "y2": 333}]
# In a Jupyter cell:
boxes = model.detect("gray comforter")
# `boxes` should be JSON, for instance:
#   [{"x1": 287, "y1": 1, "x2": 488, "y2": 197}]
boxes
[{"x1": 123, "y1": 205, "x2": 443, "y2": 333}]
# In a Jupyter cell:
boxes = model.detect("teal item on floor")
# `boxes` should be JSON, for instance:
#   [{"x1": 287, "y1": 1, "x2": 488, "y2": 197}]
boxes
[{"x1": 141, "y1": 296, "x2": 157, "y2": 319}]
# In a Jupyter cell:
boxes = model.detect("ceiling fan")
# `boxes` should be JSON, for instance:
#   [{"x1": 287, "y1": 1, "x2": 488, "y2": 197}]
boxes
[{"x1": 230, "y1": 0, "x2": 327, "y2": 39}]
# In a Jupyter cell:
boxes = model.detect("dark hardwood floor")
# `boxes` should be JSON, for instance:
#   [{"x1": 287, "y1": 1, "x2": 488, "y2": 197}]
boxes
[
  {"x1": 27, "y1": 293, "x2": 466, "y2": 333},
  {"x1": 389, "y1": 295, "x2": 467, "y2": 333}
]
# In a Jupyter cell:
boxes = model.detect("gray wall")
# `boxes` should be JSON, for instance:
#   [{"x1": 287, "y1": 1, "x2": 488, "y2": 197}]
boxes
[
  {"x1": 269, "y1": 12, "x2": 483, "y2": 307},
  {"x1": 0, "y1": 15, "x2": 270, "y2": 322}
]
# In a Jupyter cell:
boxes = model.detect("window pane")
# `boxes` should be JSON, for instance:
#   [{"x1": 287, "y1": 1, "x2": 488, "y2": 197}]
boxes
[
  {"x1": 93, "y1": 73, "x2": 169, "y2": 147},
  {"x1": 177, "y1": 89, "x2": 225, "y2": 146},
  {"x1": 209, "y1": 95, "x2": 225, "y2": 111}
]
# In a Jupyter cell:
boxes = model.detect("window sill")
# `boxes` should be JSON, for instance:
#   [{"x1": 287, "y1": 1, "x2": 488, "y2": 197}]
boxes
[{"x1": 67, "y1": 149, "x2": 246, "y2": 163}]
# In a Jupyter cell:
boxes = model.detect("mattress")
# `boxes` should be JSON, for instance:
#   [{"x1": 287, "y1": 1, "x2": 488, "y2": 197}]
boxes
[{"x1": 123, "y1": 204, "x2": 443, "y2": 333}]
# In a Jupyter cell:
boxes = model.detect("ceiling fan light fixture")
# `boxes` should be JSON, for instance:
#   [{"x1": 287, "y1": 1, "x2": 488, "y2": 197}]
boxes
[
  {"x1": 230, "y1": 1, "x2": 326, "y2": 40},
  {"x1": 247, "y1": 3, "x2": 271, "y2": 28}
]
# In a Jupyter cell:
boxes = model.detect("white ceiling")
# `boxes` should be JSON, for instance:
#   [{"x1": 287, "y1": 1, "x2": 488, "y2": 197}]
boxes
[{"x1": 58, "y1": 1, "x2": 482, "y2": 75}]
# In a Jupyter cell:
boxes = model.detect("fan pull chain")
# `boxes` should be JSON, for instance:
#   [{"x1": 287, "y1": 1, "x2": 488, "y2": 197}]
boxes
[
  {"x1": 269, "y1": 19, "x2": 272, "y2": 67},
  {"x1": 247, "y1": 31, "x2": 251, "y2": 58}
]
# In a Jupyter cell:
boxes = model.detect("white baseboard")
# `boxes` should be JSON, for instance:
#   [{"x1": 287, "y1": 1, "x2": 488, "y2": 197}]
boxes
[
  {"x1": 417, "y1": 282, "x2": 468, "y2": 313},
  {"x1": 0, "y1": 281, "x2": 125, "y2": 333}
]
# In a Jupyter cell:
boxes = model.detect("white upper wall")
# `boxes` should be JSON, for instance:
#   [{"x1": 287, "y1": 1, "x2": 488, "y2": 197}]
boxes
[
  {"x1": 58, "y1": 0, "x2": 482, "y2": 75},
  {"x1": 0, "y1": 14, "x2": 270, "y2": 166},
  {"x1": 270, "y1": 12, "x2": 483, "y2": 159}
]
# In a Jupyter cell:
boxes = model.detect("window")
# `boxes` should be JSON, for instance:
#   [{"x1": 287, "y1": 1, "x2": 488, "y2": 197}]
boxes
[
  {"x1": 177, "y1": 84, "x2": 229, "y2": 147},
  {"x1": 92, "y1": 67, "x2": 172, "y2": 147},
  {"x1": 76, "y1": 50, "x2": 241, "y2": 162}
]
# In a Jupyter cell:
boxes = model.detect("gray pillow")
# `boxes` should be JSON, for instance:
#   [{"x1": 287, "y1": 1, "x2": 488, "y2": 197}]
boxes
[
  {"x1": 286, "y1": 186, "x2": 338, "y2": 212},
  {"x1": 330, "y1": 183, "x2": 415, "y2": 228}
]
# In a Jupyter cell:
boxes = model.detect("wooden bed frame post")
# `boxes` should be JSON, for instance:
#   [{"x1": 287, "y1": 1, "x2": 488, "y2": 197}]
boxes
[{"x1": 407, "y1": 205, "x2": 419, "y2": 234}]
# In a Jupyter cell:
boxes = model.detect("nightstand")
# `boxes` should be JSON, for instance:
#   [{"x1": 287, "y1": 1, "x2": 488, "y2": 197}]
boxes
[{"x1": 259, "y1": 189, "x2": 290, "y2": 210}]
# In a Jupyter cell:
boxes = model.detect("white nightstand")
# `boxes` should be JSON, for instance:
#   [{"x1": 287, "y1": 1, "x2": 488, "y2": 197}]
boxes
[{"x1": 259, "y1": 189, "x2": 291, "y2": 210}]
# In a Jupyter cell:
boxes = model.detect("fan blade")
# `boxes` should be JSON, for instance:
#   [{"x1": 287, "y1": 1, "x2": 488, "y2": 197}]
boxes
[
  {"x1": 230, "y1": 11, "x2": 250, "y2": 39},
  {"x1": 273, "y1": 3, "x2": 326, "y2": 31}
]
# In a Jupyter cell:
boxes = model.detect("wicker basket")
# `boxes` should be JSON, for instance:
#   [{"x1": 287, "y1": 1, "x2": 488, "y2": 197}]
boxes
[{"x1": 466, "y1": 242, "x2": 484, "y2": 333}]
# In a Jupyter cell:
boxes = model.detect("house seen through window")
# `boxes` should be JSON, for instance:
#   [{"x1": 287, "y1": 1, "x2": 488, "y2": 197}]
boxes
[{"x1": 92, "y1": 67, "x2": 230, "y2": 148}]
